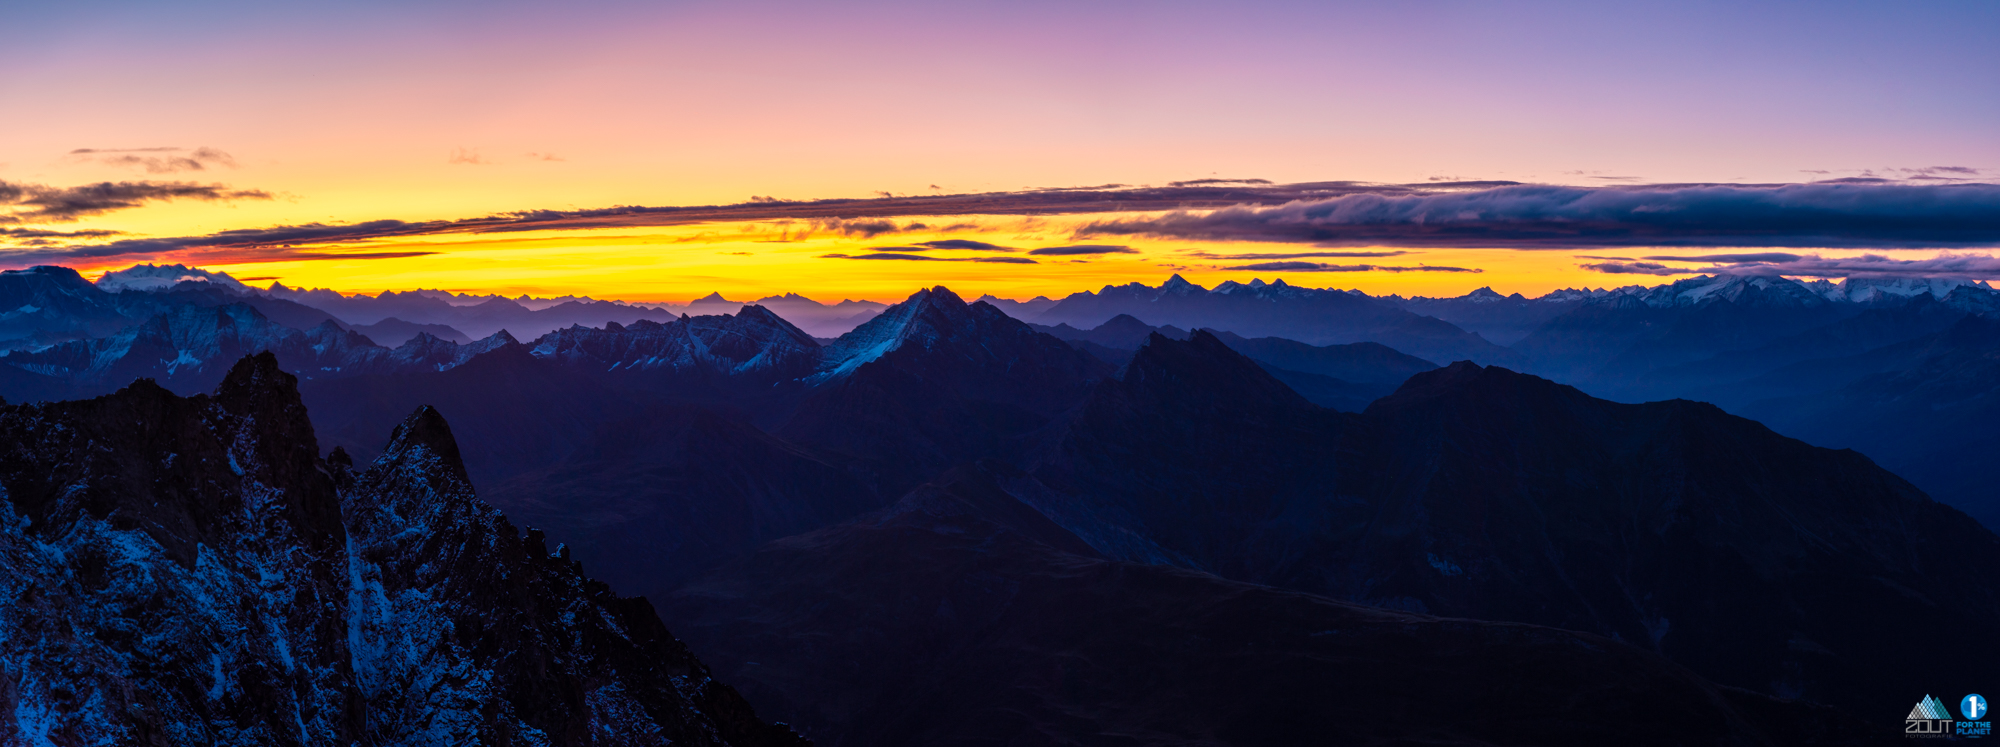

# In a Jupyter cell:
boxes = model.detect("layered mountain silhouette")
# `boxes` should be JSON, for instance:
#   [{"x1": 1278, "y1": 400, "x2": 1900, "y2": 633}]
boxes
[
  {"x1": 1746, "y1": 313, "x2": 2000, "y2": 529},
  {"x1": 1015, "y1": 332, "x2": 2000, "y2": 721},
  {"x1": 1037, "y1": 314, "x2": 1440, "y2": 411},
  {"x1": 1389, "y1": 285, "x2": 1606, "y2": 345},
  {"x1": 0, "y1": 353, "x2": 801, "y2": 746},
  {"x1": 1020, "y1": 275, "x2": 1519, "y2": 366},
  {"x1": 6, "y1": 264, "x2": 1999, "y2": 742},
  {"x1": 666, "y1": 462, "x2": 1878, "y2": 746}
]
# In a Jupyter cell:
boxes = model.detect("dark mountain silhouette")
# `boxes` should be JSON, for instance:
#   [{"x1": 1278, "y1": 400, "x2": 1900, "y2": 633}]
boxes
[
  {"x1": 777, "y1": 287, "x2": 1113, "y2": 495},
  {"x1": 1031, "y1": 275, "x2": 1518, "y2": 366},
  {"x1": 0, "y1": 353, "x2": 801, "y2": 746},
  {"x1": 1648, "y1": 293, "x2": 1971, "y2": 407},
  {"x1": 1021, "y1": 333, "x2": 2000, "y2": 722},
  {"x1": 684, "y1": 293, "x2": 887, "y2": 338},
  {"x1": 1037, "y1": 314, "x2": 1438, "y2": 411},
  {"x1": 1390, "y1": 285, "x2": 1601, "y2": 345},
  {"x1": 1031, "y1": 312, "x2": 1191, "y2": 348},
  {"x1": 1212, "y1": 330, "x2": 1437, "y2": 382},
  {"x1": 346, "y1": 316, "x2": 472, "y2": 347},
  {"x1": 666, "y1": 462, "x2": 1877, "y2": 747},
  {"x1": 483, "y1": 404, "x2": 885, "y2": 602},
  {"x1": 302, "y1": 342, "x2": 620, "y2": 483}
]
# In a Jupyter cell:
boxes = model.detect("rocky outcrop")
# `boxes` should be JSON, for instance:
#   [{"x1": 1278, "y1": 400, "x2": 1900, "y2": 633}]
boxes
[{"x1": 0, "y1": 353, "x2": 802, "y2": 746}]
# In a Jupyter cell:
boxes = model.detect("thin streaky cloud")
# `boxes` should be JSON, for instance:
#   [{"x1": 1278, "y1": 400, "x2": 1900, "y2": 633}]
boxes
[
  {"x1": 1639, "y1": 252, "x2": 1803, "y2": 263},
  {"x1": 1186, "y1": 250, "x2": 1411, "y2": 260},
  {"x1": 1027, "y1": 244, "x2": 1136, "y2": 256},
  {"x1": 1222, "y1": 261, "x2": 1482, "y2": 273}
]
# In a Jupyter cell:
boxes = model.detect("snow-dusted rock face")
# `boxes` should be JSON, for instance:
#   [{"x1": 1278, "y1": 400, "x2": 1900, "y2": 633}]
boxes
[
  {"x1": 96, "y1": 264, "x2": 254, "y2": 294},
  {"x1": 388, "y1": 330, "x2": 519, "y2": 373},
  {"x1": 0, "y1": 306, "x2": 518, "y2": 399},
  {"x1": 1619, "y1": 274, "x2": 1827, "y2": 308},
  {"x1": 530, "y1": 306, "x2": 820, "y2": 380},
  {"x1": 0, "y1": 266, "x2": 134, "y2": 345},
  {"x1": 0, "y1": 353, "x2": 802, "y2": 746},
  {"x1": 810, "y1": 287, "x2": 1052, "y2": 384},
  {"x1": 1804, "y1": 276, "x2": 1998, "y2": 304},
  {"x1": 0, "y1": 305, "x2": 382, "y2": 391},
  {"x1": 779, "y1": 287, "x2": 1112, "y2": 495}
]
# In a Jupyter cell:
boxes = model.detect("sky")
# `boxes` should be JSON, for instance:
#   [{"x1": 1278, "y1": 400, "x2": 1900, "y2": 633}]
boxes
[{"x1": 2, "y1": 0, "x2": 1996, "y2": 302}]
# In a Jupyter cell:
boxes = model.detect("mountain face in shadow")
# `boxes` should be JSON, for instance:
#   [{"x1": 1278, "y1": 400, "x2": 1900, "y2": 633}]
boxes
[
  {"x1": 0, "y1": 353, "x2": 800, "y2": 746},
  {"x1": 483, "y1": 404, "x2": 885, "y2": 603},
  {"x1": 1022, "y1": 333, "x2": 2000, "y2": 721},
  {"x1": 0, "y1": 302, "x2": 519, "y2": 401},
  {"x1": 1746, "y1": 313, "x2": 2000, "y2": 529},
  {"x1": 1648, "y1": 292, "x2": 1973, "y2": 407},
  {"x1": 778, "y1": 286, "x2": 1113, "y2": 495},
  {"x1": 1037, "y1": 315, "x2": 1439, "y2": 411},
  {"x1": 0, "y1": 266, "x2": 349, "y2": 353},
  {"x1": 302, "y1": 341, "x2": 622, "y2": 483},
  {"x1": 665, "y1": 463, "x2": 1877, "y2": 747},
  {"x1": 531, "y1": 305, "x2": 822, "y2": 384},
  {"x1": 1027, "y1": 275, "x2": 1517, "y2": 366}
]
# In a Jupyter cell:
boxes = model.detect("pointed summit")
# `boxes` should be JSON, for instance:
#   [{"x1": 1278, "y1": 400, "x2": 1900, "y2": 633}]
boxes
[
  {"x1": 1160, "y1": 274, "x2": 1205, "y2": 294},
  {"x1": 378, "y1": 404, "x2": 470, "y2": 485},
  {"x1": 1116, "y1": 330, "x2": 1314, "y2": 415},
  {"x1": 693, "y1": 291, "x2": 731, "y2": 303},
  {"x1": 812, "y1": 286, "x2": 983, "y2": 380}
]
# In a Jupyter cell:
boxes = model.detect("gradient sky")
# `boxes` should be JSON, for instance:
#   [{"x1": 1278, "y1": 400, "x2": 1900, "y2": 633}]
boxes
[{"x1": 3, "y1": 0, "x2": 1995, "y2": 301}]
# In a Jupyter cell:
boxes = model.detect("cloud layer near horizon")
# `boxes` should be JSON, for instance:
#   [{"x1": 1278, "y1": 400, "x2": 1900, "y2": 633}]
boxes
[
  {"x1": 5, "y1": 180, "x2": 1998, "y2": 270},
  {"x1": 1080, "y1": 183, "x2": 2000, "y2": 249},
  {"x1": 1582, "y1": 252, "x2": 2000, "y2": 280}
]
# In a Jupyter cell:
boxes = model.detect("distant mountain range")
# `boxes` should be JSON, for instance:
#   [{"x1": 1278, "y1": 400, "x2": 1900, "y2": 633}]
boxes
[{"x1": 4, "y1": 261, "x2": 1999, "y2": 742}]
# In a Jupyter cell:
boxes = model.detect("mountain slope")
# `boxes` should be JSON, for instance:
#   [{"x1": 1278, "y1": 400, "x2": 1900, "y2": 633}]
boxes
[
  {"x1": 483, "y1": 404, "x2": 885, "y2": 602},
  {"x1": 666, "y1": 462, "x2": 1877, "y2": 747},
  {"x1": 1025, "y1": 334, "x2": 2000, "y2": 720},
  {"x1": 779, "y1": 287, "x2": 1112, "y2": 494},
  {"x1": 531, "y1": 305, "x2": 821, "y2": 385},
  {"x1": 0, "y1": 353, "x2": 801, "y2": 746},
  {"x1": 1745, "y1": 313, "x2": 2000, "y2": 529}
]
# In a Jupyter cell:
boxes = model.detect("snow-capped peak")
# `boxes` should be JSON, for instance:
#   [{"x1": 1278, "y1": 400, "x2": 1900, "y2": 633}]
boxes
[{"x1": 96, "y1": 264, "x2": 253, "y2": 294}]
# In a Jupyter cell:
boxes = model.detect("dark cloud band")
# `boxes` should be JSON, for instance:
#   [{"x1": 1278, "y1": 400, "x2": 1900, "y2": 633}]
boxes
[
  {"x1": 1584, "y1": 252, "x2": 2000, "y2": 280},
  {"x1": 1, "y1": 179, "x2": 271, "y2": 223},
  {"x1": 1081, "y1": 183, "x2": 2000, "y2": 249}
]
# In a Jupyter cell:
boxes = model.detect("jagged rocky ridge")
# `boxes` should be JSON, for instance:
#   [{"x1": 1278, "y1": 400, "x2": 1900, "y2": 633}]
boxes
[
  {"x1": 0, "y1": 302, "x2": 517, "y2": 399},
  {"x1": 0, "y1": 353, "x2": 801, "y2": 746},
  {"x1": 531, "y1": 306, "x2": 821, "y2": 383}
]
